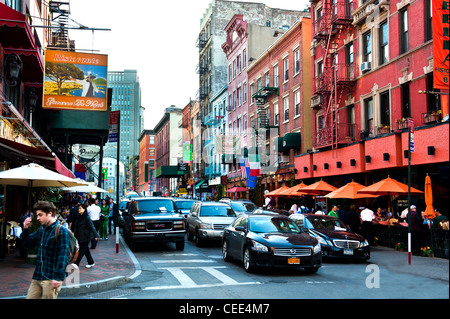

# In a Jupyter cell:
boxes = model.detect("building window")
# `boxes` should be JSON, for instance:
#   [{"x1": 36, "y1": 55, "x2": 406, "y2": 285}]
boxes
[
  {"x1": 426, "y1": 73, "x2": 440, "y2": 113},
  {"x1": 237, "y1": 54, "x2": 242, "y2": 73},
  {"x1": 294, "y1": 90, "x2": 300, "y2": 117},
  {"x1": 379, "y1": 91, "x2": 390, "y2": 128},
  {"x1": 243, "y1": 82, "x2": 247, "y2": 103},
  {"x1": 228, "y1": 64, "x2": 232, "y2": 83},
  {"x1": 283, "y1": 57, "x2": 289, "y2": 82},
  {"x1": 149, "y1": 148, "x2": 155, "y2": 156},
  {"x1": 364, "y1": 97, "x2": 374, "y2": 134},
  {"x1": 149, "y1": 159, "x2": 155, "y2": 167},
  {"x1": 250, "y1": 84, "x2": 254, "y2": 104},
  {"x1": 346, "y1": 42, "x2": 354, "y2": 79},
  {"x1": 294, "y1": 49, "x2": 300, "y2": 74},
  {"x1": 400, "y1": 9, "x2": 409, "y2": 54},
  {"x1": 265, "y1": 72, "x2": 270, "y2": 86},
  {"x1": 401, "y1": 82, "x2": 411, "y2": 118},
  {"x1": 363, "y1": 31, "x2": 372, "y2": 63},
  {"x1": 273, "y1": 65, "x2": 279, "y2": 87},
  {"x1": 283, "y1": 96, "x2": 289, "y2": 122},
  {"x1": 243, "y1": 49, "x2": 247, "y2": 68},
  {"x1": 274, "y1": 102, "x2": 279, "y2": 125},
  {"x1": 379, "y1": 21, "x2": 389, "y2": 65},
  {"x1": 425, "y1": 0, "x2": 433, "y2": 41},
  {"x1": 347, "y1": 104, "x2": 355, "y2": 137},
  {"x1": 150, "y1": 136, "x2": 155, "y2": 144}
]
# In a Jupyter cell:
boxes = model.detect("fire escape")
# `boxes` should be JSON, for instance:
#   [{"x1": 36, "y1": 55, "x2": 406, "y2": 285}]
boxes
[
  {"x1": 48, "y1": 1, "x2": 72, "y2": 49},
  {"x1": 312, "y1": 0, "x2": 355, "y2": 149}
]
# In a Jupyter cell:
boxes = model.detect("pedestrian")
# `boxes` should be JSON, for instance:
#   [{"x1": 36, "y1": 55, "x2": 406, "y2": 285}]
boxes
[
  {"x1": 290, "y1": 202, "x2": 298, "y2": 214},
  {"x1": 328, "y1": 205, "x2": 339, "y2": 218},
  {"x1": 347, "y1": 204, "x2": 361, "y2": 233},
  {"x1": 99, "y1": 198, "x2": 110, "y2": 240},
  {"x1": 407, "y1": 205, "x2": 424, "y2": 255},
  {"x1": 67, "y1": 199, "x2": 79, "y2": 231},
  {"x1": 337, "y1": 206, "x2": 349, "y2": 226},
  {"x1": 432, "y1": 207, "x2": 448, "y2": 230},
  {"x1": 360, "y1": 206, "x2": 375, "y2": 244},
  {"x1": 109, "y1": 197, "x2": 119, "y2": 234},
  {"x1": 73, "y1": 203, "x2": 99, "y2": 268},
  {"x1": 87, "y1": 197, "x2": 100, "y2": 249},
  {"x1": 20, "y1": 201, "x2": 70, "y2": 299}
]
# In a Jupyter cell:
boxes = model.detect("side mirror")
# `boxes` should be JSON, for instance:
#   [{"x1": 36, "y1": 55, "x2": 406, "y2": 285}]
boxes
[
  {"x1": 191, "y1": 212, "x2": 197, "y2": 218},
  {"x1": 235, "y1": 226, "x2": 246, "y2": 232}
]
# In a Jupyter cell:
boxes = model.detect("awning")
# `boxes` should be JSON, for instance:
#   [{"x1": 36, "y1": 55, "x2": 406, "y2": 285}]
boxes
[
  {"x1": 282, "y1": 132, "x2": 301, "y2": 149},
  {"x1": 195, "y1": 180, "x2": 206, "y2": 190},
  {"x1": 154, "y1": 165, "x2": 184, "y2": 178},
  {"x1": 0, "y1": 136, "x2": 74, "y2": 178},
  {"x1": 0, "y1": 3, "x2": 43, "y2": 84}
]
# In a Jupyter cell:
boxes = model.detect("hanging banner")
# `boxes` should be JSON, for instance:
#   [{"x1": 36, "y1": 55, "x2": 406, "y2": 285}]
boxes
[
  {"x1": 43, "y1": 50, "x2": 108, "y2": 111},
  {"x1": 433, "y1": 0, "x2": 449, "y2": 89}
]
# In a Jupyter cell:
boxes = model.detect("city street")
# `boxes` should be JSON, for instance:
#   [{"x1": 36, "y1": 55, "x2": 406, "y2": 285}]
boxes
[{"x1": 64, "y1": 237, "x2": 449, "y2": 300}]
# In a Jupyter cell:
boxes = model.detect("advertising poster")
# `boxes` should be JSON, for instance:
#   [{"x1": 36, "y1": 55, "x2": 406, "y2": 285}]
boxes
[{"x1": 43, "y1": 50, "x2": 108, "y2": 111}]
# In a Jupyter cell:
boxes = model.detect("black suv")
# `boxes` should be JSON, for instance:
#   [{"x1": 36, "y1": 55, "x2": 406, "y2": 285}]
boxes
[{"x1": 122, "y1": 197, "x2": 185, "y2": 251}]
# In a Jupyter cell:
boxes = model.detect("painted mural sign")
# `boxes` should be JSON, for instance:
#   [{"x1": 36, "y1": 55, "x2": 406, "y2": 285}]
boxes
[
  {"x1": 43, "y1": 50, "x2": 108, "y2": 111},
  {"x1": 433, "y1": 0, "x2": 449, "y2": 89}
]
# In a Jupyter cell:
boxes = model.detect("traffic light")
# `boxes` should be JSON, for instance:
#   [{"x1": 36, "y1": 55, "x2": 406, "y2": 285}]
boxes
[
  {"x1": 145, "y1": 161, "x2": 149, "y2": 182},
  {"x1": 102, "y1": 167, "x2": 108, "y2": 181}
]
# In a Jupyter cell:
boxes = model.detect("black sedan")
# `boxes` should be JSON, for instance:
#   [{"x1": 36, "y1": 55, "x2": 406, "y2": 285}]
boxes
[
  {"x1": 222, "y1": 213, "x2": 322, "y2": 273},
  {"x1": 291, "y1": 214, "x2": 370, "y2": 261}
]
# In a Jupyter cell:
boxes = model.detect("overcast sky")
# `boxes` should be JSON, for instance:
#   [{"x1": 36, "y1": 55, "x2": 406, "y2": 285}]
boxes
[{"x1": 69, "y1": 0, "x2": 309, "y2": 129}]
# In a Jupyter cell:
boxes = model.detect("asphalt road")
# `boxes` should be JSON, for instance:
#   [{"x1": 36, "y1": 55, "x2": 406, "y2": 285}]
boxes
[{"x1": 69, "y1": 238, "x2": 449, "y2": 300}]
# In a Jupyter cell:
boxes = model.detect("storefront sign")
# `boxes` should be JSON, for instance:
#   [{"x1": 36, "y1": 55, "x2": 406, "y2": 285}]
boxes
[
  {"x1": 433, "y1": 0, "x2": 449, "y2": 89},
  {"x1": 43, "y1": 50, "x2": 108, "y2": 111}
]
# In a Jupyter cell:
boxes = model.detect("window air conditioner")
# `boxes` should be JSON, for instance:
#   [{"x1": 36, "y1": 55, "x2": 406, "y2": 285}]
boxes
[{"x1": 361, "y1": 62, "x2": 371, "y2": 73}]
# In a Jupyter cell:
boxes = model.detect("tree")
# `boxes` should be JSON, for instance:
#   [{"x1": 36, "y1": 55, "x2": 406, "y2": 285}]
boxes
[{"x1": 45, "y1": 62, "x2": 84, "y2": 95}]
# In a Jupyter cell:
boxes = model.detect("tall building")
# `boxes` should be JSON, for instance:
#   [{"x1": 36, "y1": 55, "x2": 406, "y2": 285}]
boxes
[{"x1": 106, "y1": 70, "x2": 143, "y2": 165}]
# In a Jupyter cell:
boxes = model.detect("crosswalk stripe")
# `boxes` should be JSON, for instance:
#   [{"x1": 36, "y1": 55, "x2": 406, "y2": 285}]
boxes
[{"x1": 152, "y1": 259, "x2": 216, "y2": 263}]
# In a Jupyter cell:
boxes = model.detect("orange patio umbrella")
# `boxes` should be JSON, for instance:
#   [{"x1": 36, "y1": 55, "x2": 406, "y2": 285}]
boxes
[
  {"x1": 357, "y1": 176, "x2": 423, "y2": 219},
  {"x1": 324, "y1": 180, "x2": 379, "y2": 199},
  {"x1": 278, "y1": 182, "x2": 308, "y2": 197},
  {"x1": 264, "y1": 186, "x2": 290, "y2": 197},
  {"x1": 299, "y1": 179, "x2": 337, "y2": 196},
  {"x1": 424, "y1": 174, "x2": 435, "y2": 220}
]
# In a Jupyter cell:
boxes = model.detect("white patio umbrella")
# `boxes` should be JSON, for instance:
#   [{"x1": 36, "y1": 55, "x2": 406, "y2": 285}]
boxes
[
  {"x1": 61, "y1": 181, "x2": 108, "y2": 193},
  {"x1": 0, "y1": 163, "x2": 86, "y2": 188}
]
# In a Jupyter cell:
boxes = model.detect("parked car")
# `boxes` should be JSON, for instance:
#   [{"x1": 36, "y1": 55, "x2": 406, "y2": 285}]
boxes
[
  {"x1": 222, "y1": 212, "x2": 322, "y2": 273},
  {"x1": 291, "y1": 214, "x2": 370, "y2": 261},
  {"x1": 186, "y1": 201, "x2": 237, "y2": 246},
  {"x1": 173, "y1": 199, "x2": 196, "y2": 218},
  {"x1": 122, "y1": 197, "x2": 185, "y2": 251},
  {"x1": 219, "y1": 198, "x2": 257, "y2": 216}
]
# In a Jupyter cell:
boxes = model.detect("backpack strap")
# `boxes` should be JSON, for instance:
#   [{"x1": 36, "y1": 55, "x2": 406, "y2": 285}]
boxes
[{"x1": 54, "y1": 224, "x2": 61, "y2": 245}]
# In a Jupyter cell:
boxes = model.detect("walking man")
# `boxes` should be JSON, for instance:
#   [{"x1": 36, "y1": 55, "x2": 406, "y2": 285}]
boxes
[
  {"x1": 87, "y1": 198, "x2": 101, "y2": 249},
  {"x1": 20, "y1": 201, "x2": 70, "y2": 299}
]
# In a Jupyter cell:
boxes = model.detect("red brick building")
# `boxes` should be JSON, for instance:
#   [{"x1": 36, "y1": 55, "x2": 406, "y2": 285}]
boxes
[
  {"x1": 247, "y1": 17, "x2": 312, "y2": 192},
  {"x1": 138, "y1": 130, "x2": 156, "y2": 195},
  {"x1": 294, "y1": 0, "x2": 449, "y2": 209}
]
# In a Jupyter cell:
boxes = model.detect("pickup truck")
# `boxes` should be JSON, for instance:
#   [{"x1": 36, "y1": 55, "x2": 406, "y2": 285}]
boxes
[{"x1": 122, "y1": 197, "x2": 185, "y2": 251}]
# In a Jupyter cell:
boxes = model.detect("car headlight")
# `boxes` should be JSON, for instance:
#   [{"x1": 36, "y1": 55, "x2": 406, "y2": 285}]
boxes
[
  {"x1": 251, "y1": 240, "x2": 269, "y2": 252},
  {"x1": 200, "y1": 223, "x2": 213, "y2": 229},
  {"x1": 360, "y1": 240, "x2": 369, "y2": 247},
  {"x1": 173, "y1": 220, "x2": 184, "y2": 229},
  {"x1": 313, "y1": 243, "x2": 321, "y2": 254}
]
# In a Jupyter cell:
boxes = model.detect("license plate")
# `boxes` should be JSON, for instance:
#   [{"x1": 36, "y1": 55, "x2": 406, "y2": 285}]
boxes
[
  {"x1": 288, "y1": 258, "x2": 300, "y2": 264},
  {"x1": 344, "y1": 249, "x2": 353, "y2": 255}
]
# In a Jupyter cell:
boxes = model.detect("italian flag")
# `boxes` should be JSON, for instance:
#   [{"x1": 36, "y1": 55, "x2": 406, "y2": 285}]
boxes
[{"x1": 249, "y1": 153, "x2": 261, "y2": 176}]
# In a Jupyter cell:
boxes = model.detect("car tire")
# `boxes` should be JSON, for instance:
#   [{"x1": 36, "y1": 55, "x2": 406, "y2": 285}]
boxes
[
  {"x1": 176, "y1": 240, "x2": 185, "y2": 251},
  {"x1": 243, "y1": 247, "x2": 255, "y2": 273},
  {"x1": 222, "y1": 240, "x2": 232, "y2": 261},
  {"x1": 186, "y1": 225, "x2": 194, "y2": 241}
]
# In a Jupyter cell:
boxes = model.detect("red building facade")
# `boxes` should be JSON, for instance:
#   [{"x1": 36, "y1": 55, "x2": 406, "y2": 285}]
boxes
[
  {"x1": 294, "y1": 0, "x2": 449, "y2": 208},
  {"x1": 138, "y1": 130, "x2": 156, "y2": 195}
]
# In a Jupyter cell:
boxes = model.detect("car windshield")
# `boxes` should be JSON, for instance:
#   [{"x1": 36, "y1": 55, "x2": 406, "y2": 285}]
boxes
[
  {"x1": 200, "y1": 206, "x2": 236, "y2": 217},
  {"x1": 306, "y1": 216, "x2": 347, "y2": 230},
  {"x1": 132, "y1": 200, "x2": 175, "y2": 214},
  {"x1": 175, "y1": 200, "x2": 195, "y2": 210},
  {"x1": 249, "y1": 217, "x2": 301, "y2": 234},
  {"x1": 230, "y1": 201, "x2": 256, "y2": 212}
]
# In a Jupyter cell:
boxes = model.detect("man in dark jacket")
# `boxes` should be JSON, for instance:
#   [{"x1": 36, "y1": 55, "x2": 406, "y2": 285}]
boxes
[{"x1": 20, "y1": 201, "x2": 70, "y2": 299}]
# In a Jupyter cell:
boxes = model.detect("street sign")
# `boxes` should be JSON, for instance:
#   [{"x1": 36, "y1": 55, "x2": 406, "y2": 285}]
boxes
[
  {"x1": 109, "y1": 110, "x2": 120, "y2": 142},
  {"x1": 408, "y1": 118, "x2": 415, "y2": 152}
]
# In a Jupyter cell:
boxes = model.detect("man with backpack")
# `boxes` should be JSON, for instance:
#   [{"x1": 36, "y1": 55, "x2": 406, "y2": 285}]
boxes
[{"x1": 20, "y1": 201, "x2": 70, "y2": 299}]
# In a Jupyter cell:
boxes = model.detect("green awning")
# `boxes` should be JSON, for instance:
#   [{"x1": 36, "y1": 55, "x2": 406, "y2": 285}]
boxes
[
  {"x1": 273, "y1": 137, "x2": 286, "y2": 152},
  {"x1": 195, "y1": 180, "x2": 206, "y2": 190},
  {"x1": 155, "y1": 165, "x2": 184, "y2": 178},
  {"x1": 282, "y1": 132, "x2": 301, "y2": 149}
]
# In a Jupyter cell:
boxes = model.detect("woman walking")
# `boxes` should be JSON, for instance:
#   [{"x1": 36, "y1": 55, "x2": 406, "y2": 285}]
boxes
[
  {"x1": 99, "y1": 199, "x2": 110, "y2": 240},
  {"x1": 73, "y1": 203, "x2": 99, "y2": 268}
]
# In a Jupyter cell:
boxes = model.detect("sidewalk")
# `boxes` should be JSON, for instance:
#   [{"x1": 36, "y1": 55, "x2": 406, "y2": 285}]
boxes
[{"x1": 0, "y1": 232, "x2": 140, "y2": 299}]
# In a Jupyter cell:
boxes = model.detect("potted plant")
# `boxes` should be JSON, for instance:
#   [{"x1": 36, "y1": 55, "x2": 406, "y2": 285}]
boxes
[
  {"x1": 420, "y1": 246, "x2": 433, "y2": 257},
  {"x1": 394, "y1": 242, "x2": 407, "y2": 252}
]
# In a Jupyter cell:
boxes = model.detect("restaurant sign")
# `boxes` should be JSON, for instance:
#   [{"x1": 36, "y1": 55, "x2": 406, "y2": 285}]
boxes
[{"x1": 43, "y1": 50, "x2": 108, "y2": 111}]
